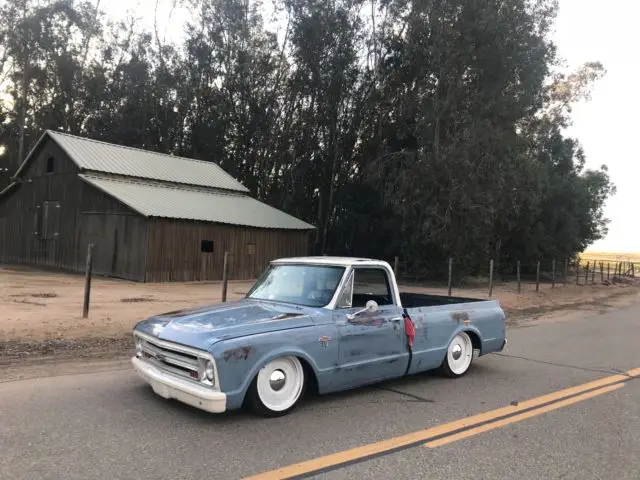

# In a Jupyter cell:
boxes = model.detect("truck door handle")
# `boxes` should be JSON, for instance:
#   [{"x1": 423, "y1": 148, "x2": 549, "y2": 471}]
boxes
[{"x1": 391, "y1": 317, "x2": 403, "y2": 323}]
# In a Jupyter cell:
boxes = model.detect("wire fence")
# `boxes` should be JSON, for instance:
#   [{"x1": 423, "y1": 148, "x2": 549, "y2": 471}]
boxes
[{"x1": 387, "y1": 256, "x2": 637, "y2": 297}]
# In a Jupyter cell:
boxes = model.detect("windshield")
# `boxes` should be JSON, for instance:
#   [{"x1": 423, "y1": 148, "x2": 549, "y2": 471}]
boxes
[{"x1": 247, "y1": 264, "x2": 346, "y2": 307}]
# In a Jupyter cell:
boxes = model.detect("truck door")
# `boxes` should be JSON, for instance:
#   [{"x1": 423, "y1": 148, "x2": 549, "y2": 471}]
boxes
[{"x1": 334, "y1": 266, "x2": 407, "y2": 387}]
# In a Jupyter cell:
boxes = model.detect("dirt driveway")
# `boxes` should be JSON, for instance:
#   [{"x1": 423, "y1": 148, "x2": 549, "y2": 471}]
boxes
[{"x1": 1, "y1": 265, "x2": 639, "y2": 360}]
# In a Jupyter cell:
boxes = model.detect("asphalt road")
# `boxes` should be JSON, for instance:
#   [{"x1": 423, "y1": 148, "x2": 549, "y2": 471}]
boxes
[{"x1": 1, "y1": 304, "x2": 639, "y2": 480}]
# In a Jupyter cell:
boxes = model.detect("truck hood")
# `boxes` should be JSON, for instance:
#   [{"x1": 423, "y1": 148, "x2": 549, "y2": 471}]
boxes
[{"x1": 134, "y1": 299, "x2": 316, "y2": 351}]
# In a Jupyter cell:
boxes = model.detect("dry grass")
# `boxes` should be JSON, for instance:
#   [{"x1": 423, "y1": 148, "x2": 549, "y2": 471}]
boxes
[{"x1": 579, "y1": 252, "x2": 640, "y2": 274}]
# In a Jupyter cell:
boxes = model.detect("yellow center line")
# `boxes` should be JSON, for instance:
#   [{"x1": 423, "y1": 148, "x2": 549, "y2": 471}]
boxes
[
  {"x1": 243, "y1": 368, "x2": 638, "y2": 480},
  {"x1": 425, "y1": 382, "x2": 624, "y2": 448}
]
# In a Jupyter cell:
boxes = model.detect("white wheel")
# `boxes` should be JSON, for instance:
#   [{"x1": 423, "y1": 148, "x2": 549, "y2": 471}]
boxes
[
  {"x1": 248, "y1": 356, "x2": 305, "y2": 416},
  {"x1": 441, "y1": 332, "x2": 473, "y2": 377}
]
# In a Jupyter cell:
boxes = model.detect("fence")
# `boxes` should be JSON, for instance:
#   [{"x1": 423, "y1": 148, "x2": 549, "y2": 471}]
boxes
[{"x1": 389, "y1": 256, "x2": 636, "y2": 298}]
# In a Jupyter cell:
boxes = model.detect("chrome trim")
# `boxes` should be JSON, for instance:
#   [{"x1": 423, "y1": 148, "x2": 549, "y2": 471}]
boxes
[{"x1": 133, "y1": 331, "x2": 220, "y2": 390}]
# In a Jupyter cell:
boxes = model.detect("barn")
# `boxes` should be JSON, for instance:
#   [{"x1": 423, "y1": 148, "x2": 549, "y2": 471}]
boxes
[{"x1": 0, "y1": 130, "x2": 314, "y2": 282}]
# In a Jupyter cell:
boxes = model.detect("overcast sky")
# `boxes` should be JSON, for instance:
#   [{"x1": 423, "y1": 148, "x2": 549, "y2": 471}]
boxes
[{"x1": 104, "y1": 0, "x2": 638, "y2": 253}]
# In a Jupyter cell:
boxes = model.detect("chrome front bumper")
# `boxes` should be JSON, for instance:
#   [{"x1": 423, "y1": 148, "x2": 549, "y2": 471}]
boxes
[{"x1": 132, "y1": 357, "x2": 227, "y2": 413}]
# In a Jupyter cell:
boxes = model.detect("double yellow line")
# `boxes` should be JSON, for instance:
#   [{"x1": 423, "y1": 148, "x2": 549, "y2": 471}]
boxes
[{"x1": 245, "y1": 368, "x2": 639, "y2": 480}]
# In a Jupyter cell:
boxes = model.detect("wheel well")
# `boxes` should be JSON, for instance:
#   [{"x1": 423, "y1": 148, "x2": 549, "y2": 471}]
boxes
[
  {"x1": 297, "y1": 356, "x2": 319, "y2": 396},
  {"x1": 465, "y1": 330, "x2": 482, "y2": 354}
]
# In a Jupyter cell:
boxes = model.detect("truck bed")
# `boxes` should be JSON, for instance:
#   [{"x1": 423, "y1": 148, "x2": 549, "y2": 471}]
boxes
[{"x1": 399, "y1": 292, "x2": 486, "y2": 309}]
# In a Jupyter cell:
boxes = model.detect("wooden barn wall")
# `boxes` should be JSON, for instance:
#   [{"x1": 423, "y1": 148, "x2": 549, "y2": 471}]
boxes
[
  {"x1": 0, "y1": 137, "x2": 147, "y2": 281},
  {"x1": 145, "y1": 219, "x2": 310, "y2": 282}
]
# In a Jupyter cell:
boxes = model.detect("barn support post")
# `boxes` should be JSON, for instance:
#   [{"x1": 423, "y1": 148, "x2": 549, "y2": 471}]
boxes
[
  {"x1": 82, "y1": 243, "x2": 94, "y2": 319},
  {"x1": 221, "y1": 251, "x2": 229, "y2": 302}
]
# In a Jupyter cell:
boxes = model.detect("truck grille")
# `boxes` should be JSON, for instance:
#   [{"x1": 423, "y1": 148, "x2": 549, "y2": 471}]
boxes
[{"x1": 138, "y1": 335, "x2": 213, "y2": 386}]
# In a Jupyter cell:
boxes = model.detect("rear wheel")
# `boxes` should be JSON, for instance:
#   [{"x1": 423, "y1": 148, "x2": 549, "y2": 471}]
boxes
[
  {"x1": 439, "y1": 331, "x2": 474, "y2": 378},
  {"x1": 246, "y1": 356, "x2": 306, "y2": 417}
]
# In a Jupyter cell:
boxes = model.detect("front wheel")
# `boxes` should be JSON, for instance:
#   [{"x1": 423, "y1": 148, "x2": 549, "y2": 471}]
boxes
[
  {"x1": 439, "y1": 331, "x2": 474, "y2": 378},
  {"x1": 246, "y1": 356, "x2": 306, "y2": 417}
]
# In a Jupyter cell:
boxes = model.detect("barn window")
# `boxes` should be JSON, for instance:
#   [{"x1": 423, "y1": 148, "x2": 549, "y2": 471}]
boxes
[
  {"x1": 201, "y1": 240, "x2": 214, "y2": 253},
  {"x1": 247, "y1": 243, "x2": 256, "y2": 255},
  {"x1": 46, "y1": 156, "x2": 55, "y2": 173}
]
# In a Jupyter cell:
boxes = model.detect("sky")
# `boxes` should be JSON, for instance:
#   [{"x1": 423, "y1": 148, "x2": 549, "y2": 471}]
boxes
[{"x1": 103, "y1": 0, "x2": 638, "y2": 253}]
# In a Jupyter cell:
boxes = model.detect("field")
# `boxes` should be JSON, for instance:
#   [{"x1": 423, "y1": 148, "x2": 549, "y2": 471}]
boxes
[
  {"x1": 2, "y1": 264, "x2": 640, "y2": 361},
  {"x1": 580, "y1": 251, "x2": 640, "y2": 265}
]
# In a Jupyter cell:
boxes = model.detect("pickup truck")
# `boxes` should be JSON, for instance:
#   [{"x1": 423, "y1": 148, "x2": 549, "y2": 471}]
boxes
[{"x1": 131, "y1": 256, "x2": 507, "y2": 417}]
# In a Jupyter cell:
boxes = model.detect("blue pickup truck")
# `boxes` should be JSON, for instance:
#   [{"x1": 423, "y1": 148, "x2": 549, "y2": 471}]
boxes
[{"x1": 132, "y1": 256, "x2": 507, "y2": 416}]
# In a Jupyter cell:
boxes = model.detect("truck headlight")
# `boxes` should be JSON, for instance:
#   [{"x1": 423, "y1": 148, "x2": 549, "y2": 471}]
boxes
[
  {"x1": 205, "y1": 360, "x2": 215, "y2": 382},
  {"x1": 134, "y1": 336, "x2": 143, "y2": 357}
]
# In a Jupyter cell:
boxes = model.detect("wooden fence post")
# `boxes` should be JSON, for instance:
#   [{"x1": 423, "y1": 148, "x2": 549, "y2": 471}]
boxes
[
  {"x1": 600, "y1": 262, "x2": 604, "y2": 283},
  {"x1": 535, "y1": 260, "x2": 540, "y2": 292},
  {"x1": 584, "y1": 261, "x2": 590, "y2": 284},
  {"x1": 394, "y1": 256, "x2": 399, "y2": 277},
  {"x1": 551, "y1": 259, "x2": 556, "y2": 289},
  {"x1": 607, "y1": 262, "x2": 610, "y2": 281},
  {"x1": 82, "y1": 243, "x2": 94, "y2": 319},
  {"x1": 488, "y1": 259, "x2": 494, "y2": 297},
  {"x1": 591, "y1": 264, "x2": 595, "y2": 284},
  {"x1": 447, "y1": 257, "x2": 453, "y2": 297},
  {"x1": 564, "y1": 259, "x2": 568, "y2": 282},
  {"x1": 517, "y1": 260, "x2": 521, "y2": 294},
  {"x1": 221, "y1": 251, "x2": 229, "y2": 302}
]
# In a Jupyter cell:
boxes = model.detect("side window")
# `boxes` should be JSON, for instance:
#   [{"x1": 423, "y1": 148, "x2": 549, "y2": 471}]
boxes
[{"x1": 352, "y1": 268, "x2": 393, "y2": 307}]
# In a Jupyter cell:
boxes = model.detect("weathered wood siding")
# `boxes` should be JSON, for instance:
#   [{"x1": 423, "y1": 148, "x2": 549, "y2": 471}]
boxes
[
  {"x1": 0, "y1": 137, "x2": 148, "y2": 281},
  {"x1": 145, "y1": 219, "x2": 310, "y2": 282}
]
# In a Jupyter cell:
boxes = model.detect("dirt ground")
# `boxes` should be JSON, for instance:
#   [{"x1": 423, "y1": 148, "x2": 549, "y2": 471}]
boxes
[{"x1": 1, "y1": 264, "x2": 639, "y2": 360}]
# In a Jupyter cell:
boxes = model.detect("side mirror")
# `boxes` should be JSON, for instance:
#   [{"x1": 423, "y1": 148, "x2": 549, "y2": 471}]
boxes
[{"x1": 347, "y1": 300, "x2": 379, "y2": 321}]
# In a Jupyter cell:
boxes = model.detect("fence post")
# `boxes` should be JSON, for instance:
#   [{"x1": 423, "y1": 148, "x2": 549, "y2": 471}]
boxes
[
  {"x1": 600, "y1": 262, "x2": 604, "y2": 283},
  {"x1": 447, "y1": 257, "x2": 453, "y2": 297},
  {"x1": 221, "y1": 251, "x2": 229, "y2": 302},
  {"x1": 584, "y1": 261, "x2": 590, "y2": 284},
  {"x1": 82, "y1": 243, "x2": 94, "y2": 319},
  {"x1": 551, "y1": 259, "x2": 556, "y2": 289},
  {"x1": 517, "y1": 260, "x2": 521, "y2": 294},
  {"x1": 607, "y1": 262, "x2": 610, "y2": 281},
  {"x1": 576, "y1": 261, "x2": 580, "y2": 285},
  {"x1": 535, "y1": 260, "x2": 540, "y2": 292},
  {"x1": 564, "y1": 259, "x2": 568, "y2": 282},
  {"x1": 488, "y1": 259, "x2": 494, "y2": 297},
  {"x1": 394, "y1": 256, "x2": 399, "y2": 277},
  {"x1": 591, "y1": 265, "x2": 595, "y2": 284}
]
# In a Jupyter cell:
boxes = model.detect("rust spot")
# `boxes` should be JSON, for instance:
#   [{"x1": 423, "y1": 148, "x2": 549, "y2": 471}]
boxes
[
  {"x1": 222, "y1": 346, "x2": 252, "y2": 361},
  {"x1": 451, "y1": 311, "x2": 470, "y2": 323}
]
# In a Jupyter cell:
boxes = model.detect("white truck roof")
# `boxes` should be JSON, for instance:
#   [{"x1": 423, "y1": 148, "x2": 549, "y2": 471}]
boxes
[{"x1": 271, "y1": 256, "x2": 391, "y2": 268}]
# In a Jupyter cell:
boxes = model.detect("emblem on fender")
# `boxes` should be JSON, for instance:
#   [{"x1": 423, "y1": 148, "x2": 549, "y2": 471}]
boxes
[{"x1": 319, "y1": 336, "x2": 331, "y2": 347}]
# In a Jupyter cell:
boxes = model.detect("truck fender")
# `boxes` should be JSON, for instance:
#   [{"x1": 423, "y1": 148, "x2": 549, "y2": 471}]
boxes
[
  {"x1": 444, "y1": 325, "x2": 484, "y2": 358},
  {"x1": 236, "y1": 346, "x2": 321, "y2": 402}
]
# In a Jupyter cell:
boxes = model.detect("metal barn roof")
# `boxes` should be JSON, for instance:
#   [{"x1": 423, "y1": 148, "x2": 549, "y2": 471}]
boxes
[
  {"x1": 79, "y1": 174, "x2": 314, "y2": 230},
  {"x1": 16, "y1": 130, "x2": 249, "y2": 193}
]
